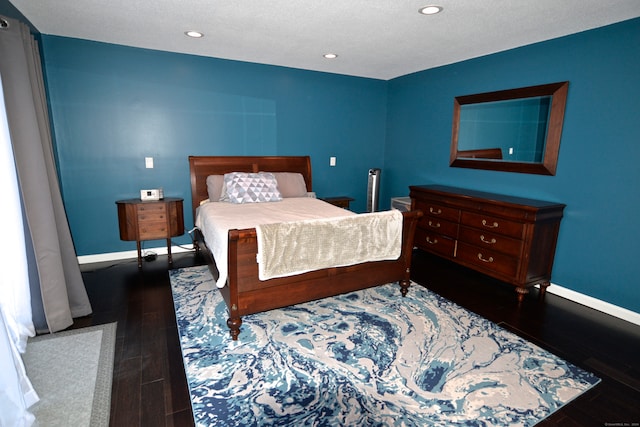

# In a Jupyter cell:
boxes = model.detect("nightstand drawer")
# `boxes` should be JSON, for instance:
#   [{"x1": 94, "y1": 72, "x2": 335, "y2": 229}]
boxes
[
  {"x1": 137, "y1": 204, "x2": 166, "y2": 220},
  {"x1": 138, "y1": 222, "x2": 168, "y2": 239},
  {"x1": 136, "y1": 203, "x2": 166, "y2": 213},
  {"x1": 137, "y1": 211, "x2": 167, "y2": 222}
]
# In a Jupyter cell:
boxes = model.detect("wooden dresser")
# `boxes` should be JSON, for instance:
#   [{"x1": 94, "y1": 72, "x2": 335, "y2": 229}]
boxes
[
  {"x1": 409, "y1": 185, "x2": 565, "y2": 302},
  {"x1": 116, "y1": 197, "x2": 184, "y2": 268}
]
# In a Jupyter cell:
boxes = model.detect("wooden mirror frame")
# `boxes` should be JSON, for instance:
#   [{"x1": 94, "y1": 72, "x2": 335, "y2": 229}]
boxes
[{"x1": 449, "y1": 81, "x2": 569, "y2": 175}]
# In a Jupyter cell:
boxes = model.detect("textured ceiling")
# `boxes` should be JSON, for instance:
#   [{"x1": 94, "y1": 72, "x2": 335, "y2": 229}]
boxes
[{"x1": 8, "y1": 0, "x2": 640, "y2": 80}]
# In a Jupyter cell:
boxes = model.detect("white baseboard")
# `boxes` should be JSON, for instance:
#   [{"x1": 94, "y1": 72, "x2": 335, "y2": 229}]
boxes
[
  {"x1": 545, "y1": 283, "x2": 640, "y2": 327},
  {"x1": 77, "y1": 244, "x2": 195, "y2": 265},
  {"x1": 78, "y1": 249, "x2": 639, "y2": 327}
]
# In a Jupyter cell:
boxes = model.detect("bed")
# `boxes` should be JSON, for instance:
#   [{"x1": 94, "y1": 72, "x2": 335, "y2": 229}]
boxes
[{"x1": 188, "y1": 155, "x2": 423, "y2": 340}]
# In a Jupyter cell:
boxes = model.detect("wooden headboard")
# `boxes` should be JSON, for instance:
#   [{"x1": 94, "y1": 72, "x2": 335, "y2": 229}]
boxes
[{"x1": 188, "y1": 156, "x2": 313, "y2": 220}]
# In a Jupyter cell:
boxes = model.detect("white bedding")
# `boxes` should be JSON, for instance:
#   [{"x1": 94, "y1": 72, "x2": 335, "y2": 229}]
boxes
[{"x1": 195, "y1": 197, "x2": 355, "y2": 288}]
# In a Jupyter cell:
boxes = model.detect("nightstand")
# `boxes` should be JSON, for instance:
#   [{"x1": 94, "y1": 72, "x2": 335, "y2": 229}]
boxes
[
  {"x1": 322, "y1": 196, "x2": 354, "y2": 209},
  {"x1": 116, "y1": 197, "x2": 184, "y2": 268}
]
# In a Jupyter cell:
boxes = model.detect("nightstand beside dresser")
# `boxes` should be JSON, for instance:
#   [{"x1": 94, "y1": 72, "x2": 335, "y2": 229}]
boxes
[
  {"x1": 116, "y1": 197, "x2": 184, "y2": 268},
  {"x1": 322, "y1": 196, "x2": 354, "y2": 209}
]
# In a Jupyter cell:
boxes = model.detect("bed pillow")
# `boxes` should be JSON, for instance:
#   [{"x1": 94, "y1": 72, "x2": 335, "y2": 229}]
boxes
[
  {"x1": 273, "y1": 172, "x2": 308, "y2": 198},
  {"x1": 206, "y1": 175, "x2": 225, "y2": 202},
  {"x1": 221, "y1": 172, "x2": 283, "y2": 203}
]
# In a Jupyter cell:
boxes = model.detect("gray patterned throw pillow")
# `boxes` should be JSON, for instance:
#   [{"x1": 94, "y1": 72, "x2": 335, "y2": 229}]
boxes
[{"x1": 221, "y1": 172, "x2": 283, "y2": 203}]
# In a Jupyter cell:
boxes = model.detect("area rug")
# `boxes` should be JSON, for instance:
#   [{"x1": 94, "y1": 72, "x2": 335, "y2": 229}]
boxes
[
  {"x1": 170, "y1": 266, "x2": 599, "y2": 426},
  {"x1": 23, "y1": 322, "x2": 116, "y2": 427}
]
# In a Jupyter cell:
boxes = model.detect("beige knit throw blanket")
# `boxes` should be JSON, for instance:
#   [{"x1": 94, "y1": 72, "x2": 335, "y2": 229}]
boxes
[{"x1": 255, "y1": 209, "x2": 403, "y2": 281}]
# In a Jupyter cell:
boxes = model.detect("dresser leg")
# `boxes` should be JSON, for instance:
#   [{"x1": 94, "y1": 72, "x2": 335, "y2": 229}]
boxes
[
  {"x1": 539, "y1": 282, "x2": 550, "y2": 299},
  {"x1": 166, "y1": 238, "x2": 173, "y2": 264},
  {"x1": 515, "y1": 286, "x2": 529, "y2": 304}
]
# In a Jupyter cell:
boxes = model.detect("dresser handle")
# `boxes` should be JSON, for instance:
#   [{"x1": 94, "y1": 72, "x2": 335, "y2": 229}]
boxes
[
  {"x1": 481, "y1": 219, "x2": 499, "y2": 229},
  {"x1": 429, "y1": 207, "x2": 442, "y2": 215},
  {"x1": 480, "y1": 235, "x2": 497, "y2": 244},
  {"x1": 477, "y1": 253, "x2": 494, "y2": 263},
  {"x1": 426, "y1": 237, "x2": 438, "y2": 244},
  {"x1": 428, "y1": 220, "x2": 440, "y2": 228}
]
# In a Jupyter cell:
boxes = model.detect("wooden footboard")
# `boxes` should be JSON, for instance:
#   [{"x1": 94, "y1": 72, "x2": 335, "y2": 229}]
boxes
[{"x1": 222, "y1": 209, "x2": 422, "y2": 340}]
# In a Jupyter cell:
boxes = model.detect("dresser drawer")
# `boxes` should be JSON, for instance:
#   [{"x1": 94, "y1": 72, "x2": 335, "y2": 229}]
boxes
[
  {"x1": 456, "y1": 242, "x2": 519, "y2": 278},
  {"x1": 418, "y1": 217, "x2": 458, "y2": 238},
  {"x1": 458, "y1": 225, "x2": 523, "y2": 257},
  {"x1": 414, "y1": 201, "x2": 459, "y2": 222},
  {"x1": 415, "y1": 228, "x2": 456, "y2": 258},
  {"x1": 460, "y1": 211, "x2": 524, "y2": 239}
]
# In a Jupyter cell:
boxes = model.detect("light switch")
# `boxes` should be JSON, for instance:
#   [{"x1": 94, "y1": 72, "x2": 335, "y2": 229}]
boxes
[
  {"x1": 330, "y1": 156, "x2": 336, "y2": 166},
  {"x1": 145, "y1": 157, "x2": 154, "y2": 169}
]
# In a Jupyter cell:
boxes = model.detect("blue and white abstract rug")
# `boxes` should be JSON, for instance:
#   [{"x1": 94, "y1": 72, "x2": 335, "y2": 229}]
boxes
[{"x1": 170, "y1": 266, "x2": 599, "y2": 426}]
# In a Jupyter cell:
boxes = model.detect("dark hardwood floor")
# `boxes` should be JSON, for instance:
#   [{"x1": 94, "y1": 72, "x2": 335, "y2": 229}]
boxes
[{"x1": 75, "y1": 250, "x2": 640, "y2": 426}]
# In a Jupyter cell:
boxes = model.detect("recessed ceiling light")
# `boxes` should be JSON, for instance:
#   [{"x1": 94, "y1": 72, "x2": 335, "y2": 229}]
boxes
[
  {"x1": 185, "y1": 31, "x2": 204, "y2": 38},
  {"x1": 419, "y1": 5, "x2": 443, "y2": 15},
  {"x1": 323, "y1": 53, "x2": 338, "y2": 59}
]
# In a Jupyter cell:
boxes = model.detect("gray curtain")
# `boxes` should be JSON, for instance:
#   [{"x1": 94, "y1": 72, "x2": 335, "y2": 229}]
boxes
[{"x1": 0, "y1": 16, "x2": 92, "y2": 333}]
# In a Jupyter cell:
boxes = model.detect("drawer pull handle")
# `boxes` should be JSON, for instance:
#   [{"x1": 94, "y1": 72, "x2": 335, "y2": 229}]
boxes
[
  {"x1": 477, "y1": 253, "x2": 494, "y2": 263},
  {"x1": 428, "y1": 220, "x2": 440, "y2": 228},
  {"x1": 425, "y1": 237, "x2": 438, "y2": 244},
  {"x1": 481, "y1": 219, "x2": 499, "y2": 229},
  {"x1": 480, "y1": 235, "x2": 497, "y2": 244},
  {"x1": 429, "y1": 207, "x2": 442, "y2": 215}
]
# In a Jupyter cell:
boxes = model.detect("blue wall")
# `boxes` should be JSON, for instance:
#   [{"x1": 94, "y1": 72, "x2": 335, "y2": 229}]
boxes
[
  {"x1": 384, "y1": 18, "x2": 640, "y2": 313},
  {"x1": 40, "y1": 37, "x2": 388, "y2": 256},
  {"x1": 40, "y1": 18, "x2": 639, "y2": 313}
]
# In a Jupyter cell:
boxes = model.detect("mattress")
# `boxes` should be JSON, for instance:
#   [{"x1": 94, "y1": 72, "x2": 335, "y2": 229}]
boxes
[{"x1": 195, "y1": 197, "x2": 354, "y2": 288}]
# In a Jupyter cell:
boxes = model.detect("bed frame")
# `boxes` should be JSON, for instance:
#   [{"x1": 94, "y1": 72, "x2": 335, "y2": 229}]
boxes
[{"x1": 188, "y1": 156, "x2": 423, "y2": 340}]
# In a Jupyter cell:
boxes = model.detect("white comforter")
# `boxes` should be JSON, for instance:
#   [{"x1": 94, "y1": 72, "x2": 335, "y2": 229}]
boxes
[{"x1": 195, "y1": 197, "x2": 355, "y2": 288}]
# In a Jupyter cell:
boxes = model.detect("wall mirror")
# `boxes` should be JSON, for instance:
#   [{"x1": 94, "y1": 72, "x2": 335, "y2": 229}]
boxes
[{"x1": 450, "y1": 81, "x2": 568, "y2": 175}]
